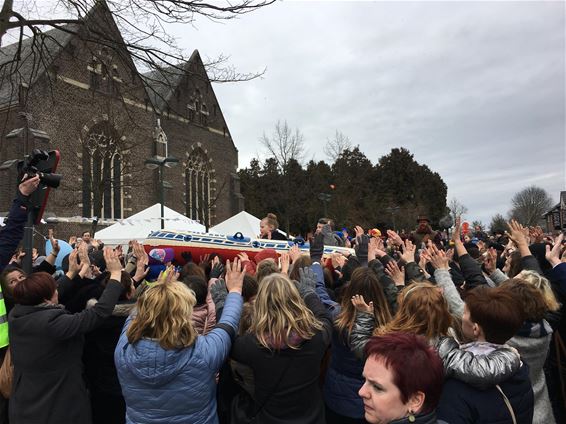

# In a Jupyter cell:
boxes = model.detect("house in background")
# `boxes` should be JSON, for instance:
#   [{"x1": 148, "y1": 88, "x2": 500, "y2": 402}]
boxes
[{"x1": 543, "y1": 191, "x2": 566, "y2": 233}]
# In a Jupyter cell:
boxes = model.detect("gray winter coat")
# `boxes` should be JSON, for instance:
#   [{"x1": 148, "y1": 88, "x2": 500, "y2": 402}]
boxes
[{"x1": 508, "y1": 321, "x2": 556, "y2": 424}]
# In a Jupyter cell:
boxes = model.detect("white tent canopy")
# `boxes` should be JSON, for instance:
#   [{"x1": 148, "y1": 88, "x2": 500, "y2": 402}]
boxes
[
  {"x1": 95, "y1": 204, "x2": 205, "y2": 246},
  {"x1": 209, "y1": 211, "x2": 261, "y2": 239}
]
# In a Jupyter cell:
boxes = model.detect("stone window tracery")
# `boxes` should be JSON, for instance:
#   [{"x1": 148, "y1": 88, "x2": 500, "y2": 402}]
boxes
[
  {"x1": 82, "y1": 122, "x2": 123, "y2": 219},
  {"x1": 185, "y1": 149, "x2": 212, "y2": 227}
]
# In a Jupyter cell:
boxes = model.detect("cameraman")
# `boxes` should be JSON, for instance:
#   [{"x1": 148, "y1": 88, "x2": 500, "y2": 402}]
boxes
[
  {"x1": 0, "y1": 175, "x2": 40, "y2": 272},
  {"x1": 0, "y1": 174, "x2": 39, "y2": 424}
]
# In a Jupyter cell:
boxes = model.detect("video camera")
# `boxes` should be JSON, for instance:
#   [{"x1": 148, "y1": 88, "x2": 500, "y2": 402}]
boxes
[{"x1": 18, "y1": 149, "x2": 62, "y2": 189}]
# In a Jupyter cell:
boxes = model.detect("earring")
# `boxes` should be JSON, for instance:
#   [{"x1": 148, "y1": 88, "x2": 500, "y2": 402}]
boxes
[{"x1": 408, "y1": 410, "x2": 416, "y2": 423}]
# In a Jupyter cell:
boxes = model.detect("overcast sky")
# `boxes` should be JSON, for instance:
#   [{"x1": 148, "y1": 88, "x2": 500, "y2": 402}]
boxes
[{"x1": 166, "y1": 0, "x2": 565, "y2": 225}]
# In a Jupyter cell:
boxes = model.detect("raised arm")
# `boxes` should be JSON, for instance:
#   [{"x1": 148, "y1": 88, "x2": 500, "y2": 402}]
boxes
[
  {"x1": 429, "y1": 245, "x2": 464, "y2": 317},
  {"x1": 508, "y1": 220, "x2": 543, "y2": 275},
  {"x1": 202, "y1": 259, "x2": 244, "y2": 370},
  {"x1": 452, "y1": 217, "x2": 488, "y2": 288},
  {"x1": 47, "y1": 248, "x2": 124, "y2": 340},
  {"x1": 0, "y1": 175, "x2": 40, "y2": 271}
]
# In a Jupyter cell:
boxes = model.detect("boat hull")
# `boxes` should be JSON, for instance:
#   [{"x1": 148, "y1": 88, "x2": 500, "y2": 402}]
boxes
[{"x1": 143, "y1": 230, "x2": 353, "y2": 264}]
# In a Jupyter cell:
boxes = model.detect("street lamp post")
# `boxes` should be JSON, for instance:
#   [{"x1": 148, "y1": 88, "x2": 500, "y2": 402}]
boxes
[
  {"x1": 145, "y1": 156, "x2": 179, "y2": 229},
  {"x1": 318, "y1": 193, "x2": 332, "y2": 216},
  {"x1": 386, "y1": 205, "x2": 400, "y2": 231}
]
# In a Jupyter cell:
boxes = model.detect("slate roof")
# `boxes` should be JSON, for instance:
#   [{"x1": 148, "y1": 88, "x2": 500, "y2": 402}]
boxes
[
  {"x1": 0, "y1": 24, "x2": 199, "y2": 114},
  {"x1": 141, "y1": 65, "x2": 185, "y2": 112},
  {"x1": 141, "y1": 50, "x2": 199, "y2": 112},
  {"x1": 0, "y1": 25, "x2": 78, "y2": 107}
]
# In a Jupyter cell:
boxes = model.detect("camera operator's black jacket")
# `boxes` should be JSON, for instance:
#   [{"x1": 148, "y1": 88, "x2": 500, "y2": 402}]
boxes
[{"x1": 0, "y1": 195, "x2": 31, "y2": 273}]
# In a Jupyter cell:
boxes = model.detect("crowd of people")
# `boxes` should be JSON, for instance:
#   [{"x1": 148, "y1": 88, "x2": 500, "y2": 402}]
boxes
[{"x1": 0, "y1": 178, "x2": 565, "y2": 424}]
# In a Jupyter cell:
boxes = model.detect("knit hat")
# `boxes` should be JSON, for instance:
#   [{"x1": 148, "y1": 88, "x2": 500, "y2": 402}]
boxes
[
  {"x1": 148, "y1": 248, "x2": 174, "y2": 265},
  {"x1": 254, "y1": 248, "x2": 279, "y2": 264},
  {"x1": 369, "y1": 228, "x2": 381, "y2": 238}
]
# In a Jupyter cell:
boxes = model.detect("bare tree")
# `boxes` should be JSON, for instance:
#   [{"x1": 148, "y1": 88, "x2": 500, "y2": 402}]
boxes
[
  {"x1": 0, "y1": 0, "x2": 274, "y2": 108},
  {"x1": 509, "y1": 185, "x2": 553, "y2": 227},
  {"x1": 260, "y1": 120, "x2": 305, "y2": 170},
  {"x1": 323, "y1": 129, "x2": 352, "y2": 162},
  {"x1": 448, "y1": 197, "x2": 468, "y2": 222}
]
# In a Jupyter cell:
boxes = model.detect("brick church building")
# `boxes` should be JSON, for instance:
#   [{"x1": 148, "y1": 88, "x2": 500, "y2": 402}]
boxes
[{"x1": 0, "y1": 3, "x2": 244, "y2": 237}]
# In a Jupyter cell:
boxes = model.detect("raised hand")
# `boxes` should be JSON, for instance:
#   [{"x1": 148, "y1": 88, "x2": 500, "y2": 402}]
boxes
[
  {"x1": 66, "y1": 249, "x2": 80, "y2": 278},
  {"x1": 156, "y1": 265, "x2": 176, "y2": 285},
  {"x1": 78, "y1": 242, "x2": 90, "y2": 266},
  {"x1": 399, "y1": 239, "x2": 416, "y2": 264},
  {"x1": 237, "y1": 252, "x2": 249, "y2": 262},
  {"x1": 310, "y1": 232, "x2": 324, "y2": 262},
  {"x1": 545, "y1": 233, "x2": 564, "y2": 267},
  {"x1": 385, "y1": 260, "x2": 405, "y2": 286},
  {"x1": 225, "y1": 259, "x2": 245, "y2": 293},
  {"x1": 199, "y1": 253, "x2": 211, "y2": 266},
  {"x1": 288, "y1": 244, "x2": 301, "y2": 263},
  {"x1": 18, "y1": 174, "x2": 40, "y2": 196},
  {"x1": 104, "y1": 247, "x2": 123, "y2": 280},
  {"x1": 428, "y1": 245, "x2": 450, "y2": 270},
  {"x1": 354, "y1": 225, "x2": 364, "y2": 240},
  {"x1": 132, "y1": 246, "x2": 150, "y2": 283},
  {"x1": 419, "y1": 249, "x2": 430, "y2": 270},
  {"x1": 210, "y1": 279, "x2": 228, "y2": 310},
  {"x1": 210, "y1": 256, "x2": 225, "y2": 279},
  {"x1": 483, "y1": 247, "x2": 498, "y2": 275},
  {"x1": 48, "y1": 229, "x2": 60, "y2": 255},
  {"x1": 530, "y1": 226, "x2": 544, "y2": 244},
  {"x1": 331, "y1": 253, "x2": 347, "y2": 269},
  {"x1": 297, "y1": 267, "x2": 317, "y2": 298},
  {"x1": 351, "y1": 294, "x2": 374, "y2": 314},
  {"x1": 280, "y1": 252, "x2": 290, "y2": 275},
  {"x1": 369, "y1": 237, "x2": 386, "y2": 261},
  {"x1": 452, "y1": 217, "x2": 461, "y2": 242},
  {"x1": 507, "y1": 220, "x2": 530, "y2": 256},
  {"x1": 386, "y1": 229, "x2": 403, "y2": 247}
]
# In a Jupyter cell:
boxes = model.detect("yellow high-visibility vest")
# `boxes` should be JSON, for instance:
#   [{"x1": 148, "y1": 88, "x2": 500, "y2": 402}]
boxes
[{"x1": 0, "y1": 285, "x2": 8, "y2": 348}]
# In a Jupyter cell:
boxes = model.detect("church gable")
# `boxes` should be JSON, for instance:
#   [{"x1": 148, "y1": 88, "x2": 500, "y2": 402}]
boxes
[{"x1": 143, "y1": 51, "x2": 232, "y2": 138}]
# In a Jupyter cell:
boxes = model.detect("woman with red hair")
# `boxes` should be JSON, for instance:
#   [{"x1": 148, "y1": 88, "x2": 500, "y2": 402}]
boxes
[{"x1": 359, "y1": 332, "x2": 444, "y2": 423}]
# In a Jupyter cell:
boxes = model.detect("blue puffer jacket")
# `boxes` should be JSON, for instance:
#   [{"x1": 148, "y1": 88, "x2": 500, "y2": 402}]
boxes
[
  {"x1": 115, "y1": 292, "x2": 243, "y2": 424},
  {"x1": 311, "y1": 263, "x2": 365, "y2": 419}
]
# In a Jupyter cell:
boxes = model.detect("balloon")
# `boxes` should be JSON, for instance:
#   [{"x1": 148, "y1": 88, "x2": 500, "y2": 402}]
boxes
[{"x1": 45, "y1": 239, "x2": 73, "y2": 270}]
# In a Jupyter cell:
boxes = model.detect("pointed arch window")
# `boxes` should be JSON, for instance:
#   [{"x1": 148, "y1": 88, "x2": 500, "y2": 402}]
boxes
[
  {"x1": 185, "y1": 150, "x2": 212, "y2": 227},
  {"x1": 82, "y1": 122, "x2": 124, "y2": 219}
]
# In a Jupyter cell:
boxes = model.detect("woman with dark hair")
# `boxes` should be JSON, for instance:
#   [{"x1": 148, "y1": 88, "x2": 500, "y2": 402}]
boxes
[
  {"x1": 359, "y1": 332, "x2": 444, "y2": 423},
  {"x1": 83, "y1": 270, "x2": 136, "y2": 424},
  {"x1": 315, "y1": 265, "x2": 391, "y2": 423},
  {"x1": 8, "y1": 248, "x2": 125, "y2": 424}
]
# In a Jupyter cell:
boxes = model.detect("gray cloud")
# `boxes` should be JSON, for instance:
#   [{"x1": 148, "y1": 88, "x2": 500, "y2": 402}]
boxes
[{"x1": 170, "y1": 0, "x2": 565, "y2": 225}]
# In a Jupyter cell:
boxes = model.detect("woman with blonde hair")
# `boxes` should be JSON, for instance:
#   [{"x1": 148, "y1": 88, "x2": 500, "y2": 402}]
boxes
[
  {"x1": 230, "y1": 272, "x2": 332, "y2": 423},
  {"x1": 115, "y1": 260, "x2": 245, "y2": 424},
  {"x1": 259, "y1": 213, "x2": 287, "y2": 240},
  {"x1": 515, "y1": 269, "x2": 560, "y2": 312}
]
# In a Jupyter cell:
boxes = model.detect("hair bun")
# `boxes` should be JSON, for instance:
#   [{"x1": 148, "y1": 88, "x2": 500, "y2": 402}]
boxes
[{"x1": 267, "y1": 213, "x2": 278, "y2": 220}]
